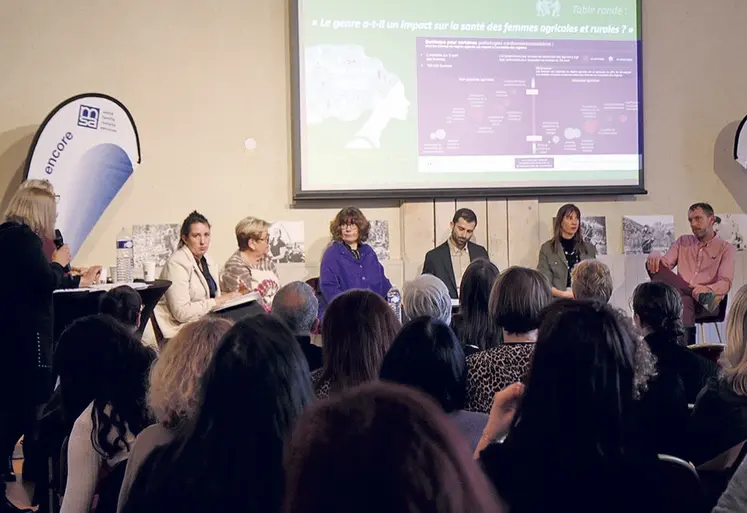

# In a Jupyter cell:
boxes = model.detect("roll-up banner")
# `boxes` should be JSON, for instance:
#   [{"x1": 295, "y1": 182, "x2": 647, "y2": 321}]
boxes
[
  {"x1": 736, "y1": 115, "x2": 747, "y2": 170},
  {"x1": 24, "y1": 93, "x2": 141, "y2": 257}
]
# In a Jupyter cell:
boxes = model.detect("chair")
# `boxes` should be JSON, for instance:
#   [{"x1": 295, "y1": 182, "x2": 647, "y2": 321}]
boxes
[
  {"x1": 694, "y1": 294, "x2": 728, "y2": 344},
  {"x1": 656, "y1": 454, "x2": 703, "y2": 513},
  {"x1": 687, "y1": 343, "x2": 725, "y2": 365}
]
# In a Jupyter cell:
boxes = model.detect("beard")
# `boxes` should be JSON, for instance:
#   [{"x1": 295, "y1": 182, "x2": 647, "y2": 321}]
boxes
[{"x1": 451, "y1": 232, "x2": 469, "y2": 248}]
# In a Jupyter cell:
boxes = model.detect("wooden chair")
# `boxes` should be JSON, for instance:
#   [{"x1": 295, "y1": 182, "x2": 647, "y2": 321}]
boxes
[
  {"x1": 694, "y1": 294, "x2": 728, "y2": 344},
  {"x1": 656, "y1": 454, "x2": 703, "y2": 513}
]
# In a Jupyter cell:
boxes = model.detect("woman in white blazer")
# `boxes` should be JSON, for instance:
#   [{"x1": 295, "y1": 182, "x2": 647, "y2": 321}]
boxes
[{"x1": 145, "y1": 211, "x2": 245, "y2": 345}]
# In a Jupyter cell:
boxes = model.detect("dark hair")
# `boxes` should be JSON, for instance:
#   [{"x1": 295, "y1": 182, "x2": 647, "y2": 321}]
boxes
[
  {"x1": 330, "y1": 206, "x2": 370, "y2": 243},
  {"x1": 99, "y1": 285, "x2": 142, "y2": 328},
  {"x1": 452, "y1": 208, "x2": 477, "y2": 225},
  {"x1": 178, "y1": 210, "x2": 210, "y2": 248},
  {"x1": 551, "y1": 203, "x2": 583, "y2": 248},
  {"x1": 320, "y1": 290, "x2": 400, "y2": 394},
  {"x1": 454, "y1": 259, "x2": 501, "y2": 350},
  {"x1": 688, "y1": 202, "x2": 715, "y2": 218},
  {"x1": 121, "y1": 314, "x2": 313, "y2": 513},
  {"x1": 272, "y1": 281, "x2": 319, "y2": 334},
  {"x1": 284, "y1": 382, "x2": 502, "y2": 513},
  {"x1": 632, "y1": 282, "x2": 685, "y2": 344},
  {"x1": 380, "y1": 317, "x2": 466, "y2": 413},
  {"x1": 54, "y1": 315, "x2": 155, "y2": 458},
  {"x1": 490, "y1": 267, "x2": 552, "y2": 334}
]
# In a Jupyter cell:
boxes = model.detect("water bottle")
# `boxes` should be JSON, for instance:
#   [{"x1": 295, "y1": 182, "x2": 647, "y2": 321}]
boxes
[
  {"x1": 386, "y1": 286, "x2": 402, "y2": 323},
  {"x1": 115, "y1": 227, "x2": 134, "y2": 283}
]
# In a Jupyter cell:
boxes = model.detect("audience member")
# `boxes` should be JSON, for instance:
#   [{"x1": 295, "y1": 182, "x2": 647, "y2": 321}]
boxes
[
  {"x1": 465, "y1": 267, "x2": 552, "y2": 413},
  {"x1": 58, "y1": 316, "x2": 155, "y2": 513},
  {"x1": 477, "y1": 300, "x2": 663, "y2": 513},
  {"x1": 220, "y1": 216, "x2": 280, "y2": 307},
  {"x1": 714, "y1": 455, "x2": 747, "y2": 513},
  {"x1": 117, "y1": 317, "x2": 233, "y2": 512},
  {"x1": 18, "y1": 179, "x2": 57, "y2": 261},
  {"x1": 450, "y1": 258, "x2": 501, "y2": 354},
  {"x1": 571, "y1": 258, "x2": 613, "y2": 303},
  {"x1": 379, "y1": 317, "x2": 488, "y2": 450},
  {"x1": 119, "y1": 314, "x2": 313, "y2": 513},
  {"x1": 421, "y1": 208, "x2": 490, "y2": 299},
  {"x1": 99, "y1": 285, "x2": 143, "y2": 333},
  {"x1": 402, "y1": 274, "x2": 452, "y2": 325},
  {"x1": 538, "y1": 204, "x2": 597, "y2": 298},
  {"x1": 647, "y1": 202, "x2": 736, "y2": 345},
  {"x1": 147, "y1": 211, "x2": 244, "y2": 345},
  {"x1": 688, "y1": 284, "x2": 747, "y2": 466},
  {"x1": 319, "y1": 207, "x2": 391, "y2": 319},
  {"x1": 284, "y1": 382, "x2": 504, "y2": 513},
  {"x1": 312, "y1": 290, "x2": 399, "y2": 399},
  {"x1": 272, "y1": 282, "x2": 323, "y2": 371}
]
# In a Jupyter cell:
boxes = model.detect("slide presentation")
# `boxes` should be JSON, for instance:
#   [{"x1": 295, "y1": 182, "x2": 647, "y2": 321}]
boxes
[{"x1": 292, "y1": 0, "x2": 643, "y2": 198}]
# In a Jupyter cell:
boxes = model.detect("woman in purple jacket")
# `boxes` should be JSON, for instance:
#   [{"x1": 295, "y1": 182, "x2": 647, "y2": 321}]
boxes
[{"x1": 319, "y1": 207, "x2": 392, "y2": 319}]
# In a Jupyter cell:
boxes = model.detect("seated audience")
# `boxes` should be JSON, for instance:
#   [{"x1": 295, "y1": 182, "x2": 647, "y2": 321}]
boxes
[
  {"x1": 119, "y1": 315, "x2": 313, "y2": 513},
  {"x1": 688, "y1": 284, "x2": 747, "y2": 466},
  {"x1": 319, "y1": 207, "x2": 391, "y2": 319},
  {"x1": 117, "y1": 317, "x2": 233, "y2": 512},
  {"x1": 272, "y1": 281, "x2": 323, "y2": 371},
  {"x1": 477, "y1": 300, "x2": 664, "y2": 513},
  {"x1": 714, "y1": 456, "x2": 747, "y2": 513},
  {"x1": 58, "y1": 316, "x2": 155, "y2": 513},
  {"x1": 647, "y1": 202, "x2": 736, "y2": 345},
  {"x1": 465, "y1": 267, "x2": 552, "y2": 413},
  {"x1": 402, "y1": 274, "x2": 452, "y2": 324},
  {"x1": 571, "y1": 258, "x2": 613, "y2": 303},
  {"x1": 633, "y1": 282, "x2": 717, "y2": 403},
  {"x1": 99, "y1": 285, "x2": 143, "y2": 333},
  {"x1": 450, "y1": 258, "x2": 501, "y2": 354},
  {"x1": 379, "y1": 317, "x2": 489, "y2": 450},
  {"x1": 220, "y1": 216, "x2": 280, "y2": 307},
  {"x1": 284, "y1": 382, "x2": 503, "y2": 513},
  {"x1": 312, "y1": 290, "x2": 399, "y2": 399},
  {"x1": 147, "y1": 211, "x2": 244, "y2": 344}
]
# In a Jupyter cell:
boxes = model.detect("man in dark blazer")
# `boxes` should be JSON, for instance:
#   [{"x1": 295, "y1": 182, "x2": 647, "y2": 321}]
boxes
[{"x1": 422, "y1": 208, "x2": 490, "y2": 299}]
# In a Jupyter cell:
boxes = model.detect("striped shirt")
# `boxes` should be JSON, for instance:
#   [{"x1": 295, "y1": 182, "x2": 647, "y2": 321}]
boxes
[{"x1": 220, "y1": 250, "x2": 280, "y2": 305}]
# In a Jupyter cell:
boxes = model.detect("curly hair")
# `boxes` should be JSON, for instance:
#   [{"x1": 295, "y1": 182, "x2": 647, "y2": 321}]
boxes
[
  {"x1": 148, "y1": 317, "x2": 234, "y2": 428},
  {"x1": 329, "y1": 206, "x2": 370, "y2": 243}
]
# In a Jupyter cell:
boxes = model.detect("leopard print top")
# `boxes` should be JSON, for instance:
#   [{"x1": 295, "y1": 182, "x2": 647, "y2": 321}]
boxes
[
  {"x1": 311, "y1": 368, "x2": 331, "y2": 399},
  {"x1": 465, "y1": 343, "x2": 536, "y2": 413}
]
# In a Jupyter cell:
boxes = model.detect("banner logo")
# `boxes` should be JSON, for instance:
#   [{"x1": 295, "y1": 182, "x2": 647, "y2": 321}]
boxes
[{"x1": 78, "y1": 105, "x2": 100, "y2": 129}]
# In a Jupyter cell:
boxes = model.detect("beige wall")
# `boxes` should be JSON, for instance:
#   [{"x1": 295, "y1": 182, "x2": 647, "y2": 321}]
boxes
[{"x1": 1, "y1": 0, "x2": 747, "y2": 328}]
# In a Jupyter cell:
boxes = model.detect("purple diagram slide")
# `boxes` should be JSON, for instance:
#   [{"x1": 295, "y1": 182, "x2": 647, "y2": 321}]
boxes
[{"x1": 417, "y1": 38, "x2": 640, "y2": 162}]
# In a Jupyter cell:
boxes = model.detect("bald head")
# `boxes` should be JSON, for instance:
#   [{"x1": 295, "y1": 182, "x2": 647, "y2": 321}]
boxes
[{"x1": 272, "y1": 281, "x2": 319, "y2": 334}]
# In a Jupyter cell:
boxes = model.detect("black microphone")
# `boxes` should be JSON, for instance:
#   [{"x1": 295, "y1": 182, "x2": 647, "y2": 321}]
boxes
[{"x1": 54, "y1": 229, "x2": 72, "y2": 273}]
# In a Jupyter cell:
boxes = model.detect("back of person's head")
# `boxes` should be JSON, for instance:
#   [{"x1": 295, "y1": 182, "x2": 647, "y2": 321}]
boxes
[
  {"x1": 457, "y1": 258, "x2": 501, "y2": 350},
  {"x1": 19, "y1": 178, "x2": 55, "y2": 194},
  {"x1": 571, "y1": 259, "x2": 613, "y2": 303},
  {"x1": 99, "y1": 285, "x2": 143, "y2": 328},
  {"x1": 4, "y1": 186, "x2": 56, "y2": 239},
  {"x1": 320, "y1": 289, "x2": 400, "y2": 392},
  {"x1": 54, "y1": 315, "x2": 155, "y2": 458},
  {"x1": 489, "y1": 266, "x2": 552, "y2": 335},
  {"x1": 379, "y1": 317, "x2": 466, "y2": 413},
  {"x1": 632, "y1": 282, "x2": 684, "y2": 343},
  {"x1": 272, "y1": 281, "x2": 319, "y2": 334},
  {"x1": 283, "y1": 382, "x2": 502, "y2": 513},
  {"x1": 122, "y1": 314, "x2": 314, "y2": 513},
  {"x1": 403, "y1": 274, "x2": 452, "y2": 325},
  {"x1": 148, "y1": 316, "x2": 234, "y2": 428},
  {"x1": 723, "y1": 284, "x2": 747, "y2": 395}
]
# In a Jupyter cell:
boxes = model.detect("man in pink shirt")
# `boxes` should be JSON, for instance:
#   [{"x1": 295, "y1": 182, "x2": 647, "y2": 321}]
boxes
[{"x1": 647, "y1": 203, "x2": 736, "y2": 344}]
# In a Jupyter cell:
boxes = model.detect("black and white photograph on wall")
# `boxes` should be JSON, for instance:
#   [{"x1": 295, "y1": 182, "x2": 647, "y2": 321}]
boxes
[
  {"x1": 622, "y1": 216, "x2": 675, "y2": 254},
  {"x1": 581, "y1": 216, "x2": 608, "y2": 256},
  {"x1": 269, "y1": 221, "x2": 306, "y2": 263},
  {"x1": 369, "y1": 220, "x2": 390, "y2": 260},
  {"x1": 714, "y1": 214, "x2": 747, "y2": 251},
  {"x1": 133, "y1": 224, "x2": 180, "y2": 273}
]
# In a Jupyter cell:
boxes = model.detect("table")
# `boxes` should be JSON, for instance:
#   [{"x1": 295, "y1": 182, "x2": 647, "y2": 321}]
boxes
[{"x1": 53, "y1": 280, "x2": 171, "y2": 341}]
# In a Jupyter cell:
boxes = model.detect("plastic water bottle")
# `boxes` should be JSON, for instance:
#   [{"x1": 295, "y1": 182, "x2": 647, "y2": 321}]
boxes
[
  {"x1": 386, "y1": 286, "x2": 402, "y2": 323},
  {"x1": 115, "y1": 227, "x2": 134, "y2": 283}
]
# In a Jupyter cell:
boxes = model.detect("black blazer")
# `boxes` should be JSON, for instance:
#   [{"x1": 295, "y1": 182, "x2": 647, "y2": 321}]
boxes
[
  {"x1": 0, "y1": 222, "x2": 66, "y2": 406},
  {"x1": 422, "y1": 241, "x2": 490, "y2": 299}
]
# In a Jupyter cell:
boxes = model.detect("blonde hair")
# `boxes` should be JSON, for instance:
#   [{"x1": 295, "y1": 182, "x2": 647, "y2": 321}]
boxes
[
  {"x1": 148, "y1": 316, "x2": 234, "y2": 428},
  {"x1": 4, "y1": 186, "x2": 56, "y2": 239},
  {"x1": 235, "y1": 216, "x2": 271, "y2": 250},
  {"x1": 722, "y1": 284, "x2": 747, "y2": 396},
  {"x1": 19, "y1": 179, "x2": 55, "y2": 194}
]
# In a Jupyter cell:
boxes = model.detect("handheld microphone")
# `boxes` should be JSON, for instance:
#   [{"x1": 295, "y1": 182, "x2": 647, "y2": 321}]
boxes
[{"x1": 54, "y1": 229, "x2": 72, "y2": 273}]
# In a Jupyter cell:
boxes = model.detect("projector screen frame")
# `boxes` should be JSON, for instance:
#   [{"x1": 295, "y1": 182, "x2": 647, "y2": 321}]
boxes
[{"x1": 289, "y1": 0, "x2": 646, "y2": 201}]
